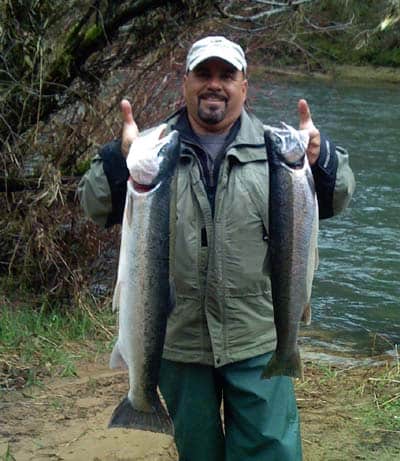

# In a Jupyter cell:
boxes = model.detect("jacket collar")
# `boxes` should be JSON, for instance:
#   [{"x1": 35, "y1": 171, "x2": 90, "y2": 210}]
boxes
[
  {"x1": 226, "y1": 109, "x2": 266, "y2": 162},
  {"x1": 165, "y1": 107, "x2": 266, "y2": 163}
]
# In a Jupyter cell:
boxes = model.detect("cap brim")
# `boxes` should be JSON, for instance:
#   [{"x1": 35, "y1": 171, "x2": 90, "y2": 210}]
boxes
[{"x1": 188, "y1": 51, "x2": 244, "y2": 72}]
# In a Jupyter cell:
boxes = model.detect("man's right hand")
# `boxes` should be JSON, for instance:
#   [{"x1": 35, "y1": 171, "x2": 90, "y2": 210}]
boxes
[{"x1": 121, "y1": 99, "x2": 139, "y2": 157}]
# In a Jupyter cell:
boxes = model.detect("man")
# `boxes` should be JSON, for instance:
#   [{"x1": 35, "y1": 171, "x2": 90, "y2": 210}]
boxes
[{"x1": 78, "y1": 36, "x2": 355, "y2": 461}]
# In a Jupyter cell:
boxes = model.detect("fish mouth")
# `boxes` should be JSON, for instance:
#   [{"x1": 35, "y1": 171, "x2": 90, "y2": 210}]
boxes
[
  {"x1": 131, "y1": 179, "x2": 154, "y2": 193},
  {"x1": 127, "y1": 128, "x2": 180, "y2": 192},
  {"x1": 264, "y1": 123, "x2": 309, "y2": 167}
]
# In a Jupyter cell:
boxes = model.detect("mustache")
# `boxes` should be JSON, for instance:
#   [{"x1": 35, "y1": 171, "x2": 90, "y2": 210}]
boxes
[{"x1": 199, "y1": 92, "x2": 227, "y2": 102}]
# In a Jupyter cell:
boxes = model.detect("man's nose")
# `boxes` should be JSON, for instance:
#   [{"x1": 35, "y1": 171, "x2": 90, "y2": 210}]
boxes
[{"x1": 206, "y1": 75, "x2": 222, "y2": 90}]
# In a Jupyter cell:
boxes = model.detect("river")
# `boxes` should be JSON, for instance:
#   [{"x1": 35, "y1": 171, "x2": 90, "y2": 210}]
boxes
[{"x1": 252, "y1": 75, "x2": 400, "y2": 357}]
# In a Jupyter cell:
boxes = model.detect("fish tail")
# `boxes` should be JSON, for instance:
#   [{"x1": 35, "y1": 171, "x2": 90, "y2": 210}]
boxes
[
  {"x1": 109, "y1": 342, "x2": 128, "y2": 369},
  {"x1": 261, "y1": 350, "x2": 303, "y2": 380},
  {"x1": 108, "y1": 396, "x2": 174, "y2": 435},
  {"x1": 301, "y1": 303, "x2": 312, "y2": 325}
]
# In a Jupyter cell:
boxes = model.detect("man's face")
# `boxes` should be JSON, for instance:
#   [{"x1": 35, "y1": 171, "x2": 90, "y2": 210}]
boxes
[{"x1": 183, "y1": 58, "x2": 248, "y2": 134}]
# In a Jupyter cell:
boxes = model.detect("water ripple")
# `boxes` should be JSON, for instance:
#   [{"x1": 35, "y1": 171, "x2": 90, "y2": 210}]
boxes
[{"x1": 254, "y1": 77, "x2": 400, "y2": 354}]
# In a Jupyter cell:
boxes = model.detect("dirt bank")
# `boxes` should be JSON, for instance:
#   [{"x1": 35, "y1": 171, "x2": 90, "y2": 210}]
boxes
[{"x1": 1, "y1": 351, "x2": 399, "y2": 461}]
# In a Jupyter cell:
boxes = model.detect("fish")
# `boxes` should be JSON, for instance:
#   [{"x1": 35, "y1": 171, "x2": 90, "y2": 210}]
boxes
[
  {"x1": 108, "y1": 125, "x2": 180, "y2": 434},
  {"x1": 262, "y1": 124, "x2": 318, "y2": 380}
]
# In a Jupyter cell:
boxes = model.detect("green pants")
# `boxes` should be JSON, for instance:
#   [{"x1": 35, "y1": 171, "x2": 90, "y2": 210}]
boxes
[{"x1": 159, "y1": 352, "x2": 302, "y2": 461}]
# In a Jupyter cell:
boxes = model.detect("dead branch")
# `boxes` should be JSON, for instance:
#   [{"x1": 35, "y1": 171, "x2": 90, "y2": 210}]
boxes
[
  {"x1": 221, "y1": 20, "x2": 286, "y2": 32},
  {"x1": 251, "y1": 1, "x2": 298, "y2": 5},
  {"x1": 304, "y1": 14, "x2": 355, "y2": 32},
  {"x1": 222, "y1": 0, "x2": 315, "y2": 22}
]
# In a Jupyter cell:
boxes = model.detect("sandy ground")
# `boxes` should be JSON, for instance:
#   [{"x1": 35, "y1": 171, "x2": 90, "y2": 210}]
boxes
[
  {"x1": 0, "y1": 355, "x2": 177, "y2": 461},
  {"x1": 1, "y1": 353, "x2": 399, "y2": 461}
]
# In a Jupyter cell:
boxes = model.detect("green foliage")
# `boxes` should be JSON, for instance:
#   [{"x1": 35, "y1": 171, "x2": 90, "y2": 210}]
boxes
[
  {"x1": 360, "y1": 33, "x2": 400, "y2": 66},
  {"x1": 319, "y1": 0, "x2": 374, "y2": 18},
  {"x1": 0, "y1": 1, "x2": 65, "y2": 143},
  {"x1": 83, "y1": 24, "x2": 103, "y2": 45},
  {"x1": 312, "y1": 0, "x2": 400, "y2": 67},
  {"x1": 271, "y1": 0, "x2": 398, "y2": 71},
  {"x1": 0, "y1": 445, "x2": 16, "y2": 461},
  {"x1": 75, "y1": 156, "x2": 93, "y2": 175}
]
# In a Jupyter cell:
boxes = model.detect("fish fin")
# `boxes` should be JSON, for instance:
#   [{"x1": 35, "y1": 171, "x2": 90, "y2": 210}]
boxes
[
  {"x1": 108, "y1": 396, "x2": 174, "y2": 435},
  {"x1": 125, "y1": 193, "x2": 133, "y2": 226},
  {"x1": 261, "y1": 350, "x2": 303, "y2": 380},
  {"x1": 109, "y1": 342, "x2": 128, "y2": 369},
  {"x1": 112, "y1": 281, "x2": 121, "y2": 313},
  {"x1": 301, "y1": 303, "x2": 312, "y2": 325},
  {"x1": 314, "y1": 246, "x2": 319, "y2": 271}
]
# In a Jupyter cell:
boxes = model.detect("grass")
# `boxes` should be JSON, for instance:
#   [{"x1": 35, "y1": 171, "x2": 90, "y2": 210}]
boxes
[
  {"x1": 358, "y1": 357, "x2": 400, "y2": 433},
  {"x1": 299, "y1": 350, "x2": 400, "y2": 433},
  {"x1": 0, "y1": 291, "x2": 115, "y2": 387},
  {"x1": 0, "y1": 445, "x2": 16, "y2": 461},
  {"x1": 297, "y1": 353, "x2": 400, "y2": 460}
]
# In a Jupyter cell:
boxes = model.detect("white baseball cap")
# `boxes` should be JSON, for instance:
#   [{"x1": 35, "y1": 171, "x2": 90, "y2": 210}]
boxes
[{"x1": 186, "y1": 36, "x2": 247, "y2": 74}]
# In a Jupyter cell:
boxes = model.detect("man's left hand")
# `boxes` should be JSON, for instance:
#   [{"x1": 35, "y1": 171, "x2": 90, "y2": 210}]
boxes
[{"x1": 298, "y1": 99, "x2": 320, "y2": 166}]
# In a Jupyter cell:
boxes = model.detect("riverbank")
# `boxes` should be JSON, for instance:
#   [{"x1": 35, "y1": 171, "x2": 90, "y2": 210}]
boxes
[
  {"x1": 1, "y1": 346, "x2": 399, "y2": 461},
  {"x1": 250, "y1": 63, "x2": 400, "y2": 84}
]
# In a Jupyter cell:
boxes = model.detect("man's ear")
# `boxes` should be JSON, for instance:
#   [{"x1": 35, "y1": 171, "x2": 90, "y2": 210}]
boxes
[
  {"x1": 182, "y1": 74, "x2": 188, "y2": 98},
  {"x1": 242, "y1": 78, "x2": 248, "y2": 101}
]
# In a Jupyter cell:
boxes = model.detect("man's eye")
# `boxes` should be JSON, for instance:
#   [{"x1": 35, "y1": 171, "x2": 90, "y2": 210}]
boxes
[
  {"x1": 222, "y1": 73, "x2": 234, "y2": 80},
  {"x1": 195, "y1": 70, "x2": 209, "y2": 79}
]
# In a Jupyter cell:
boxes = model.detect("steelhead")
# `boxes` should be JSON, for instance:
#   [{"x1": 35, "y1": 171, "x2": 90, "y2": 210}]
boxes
[
  {"x1": 262, "y1": 124, "x2": 318, "y2": 379},
  {"x1": 108, "y1": 127, "x2": 180, "y2": 434}
]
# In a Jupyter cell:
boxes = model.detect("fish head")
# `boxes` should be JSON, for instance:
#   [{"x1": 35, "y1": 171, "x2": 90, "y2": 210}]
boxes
[
  {"x1": 127, "y1": 125, "x2": 180, "y2": 187},
  {"x1": 154, "y1": 130, "x2": 180, "y2": 185},
  {"x1": 264, "y1": 123, "x2": 309, "y2": 168}
]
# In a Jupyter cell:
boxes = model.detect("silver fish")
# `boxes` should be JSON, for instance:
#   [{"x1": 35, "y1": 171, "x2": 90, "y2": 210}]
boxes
[
  {"x1": 108, "y1": 128, "x2": 180, "y2": 434},
  {"x1": 262, "y1": 125, "x2": 318, "y2": 379}
]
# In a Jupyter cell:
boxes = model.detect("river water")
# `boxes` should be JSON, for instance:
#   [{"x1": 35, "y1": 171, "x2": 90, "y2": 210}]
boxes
[{"x1": 252, "y1": 76, "x2": 400, "y2": 357}]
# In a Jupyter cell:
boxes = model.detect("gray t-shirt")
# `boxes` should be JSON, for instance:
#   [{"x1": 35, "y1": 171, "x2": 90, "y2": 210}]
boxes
[
  {"x1": 197, "y1": 133, "x2": 227, "y2": 160},
  {"x1": 197, "y1": 133, "x2": 227, "y2": 183}
]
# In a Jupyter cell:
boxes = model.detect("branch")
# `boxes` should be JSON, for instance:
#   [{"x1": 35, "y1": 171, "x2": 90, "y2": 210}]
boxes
[
  {"x1": 222, "y1": 0, "x2": 315, "y2": 22},
  {"x1": 0, "y1": 0, "x2": 178, "y2": 150},
  {"x1": 222, "y1": 20, "x2": 286, "y2": 32},
  {"x1": 251, "y1": 1, "x2": 294, "y2": 5},
  {"x1": 46, "y1": 0, "x2": 169, "y2": 86},
  {"x1": 304, "y1": 14, "x2": 355, "y2": 31}
]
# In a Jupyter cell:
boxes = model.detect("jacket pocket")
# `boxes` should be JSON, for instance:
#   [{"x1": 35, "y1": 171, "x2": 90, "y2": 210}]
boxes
[{"x1": 224, "y1": 293, "x2": 275, "y2": 352}]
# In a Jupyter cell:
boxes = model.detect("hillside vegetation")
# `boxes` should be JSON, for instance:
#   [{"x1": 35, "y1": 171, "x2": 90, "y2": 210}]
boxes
[{"x1": 0, "y1": 0, "x2": 399, "y2": 310}]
